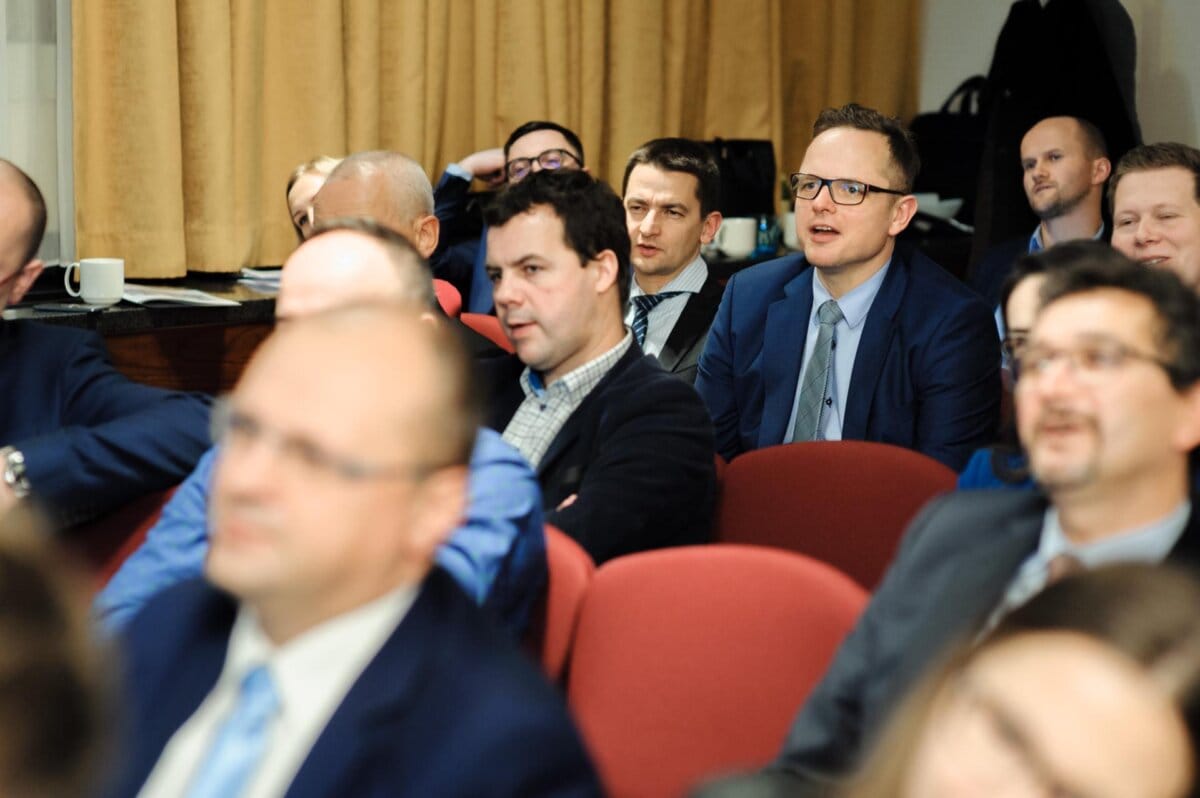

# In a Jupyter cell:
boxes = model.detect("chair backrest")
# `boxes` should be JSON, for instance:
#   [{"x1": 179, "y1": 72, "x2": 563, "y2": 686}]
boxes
[
  {"x1": 524, "y1": 524, "x2": 595, "y2": 684},
  {"x1": 70, "y1": 487, "x2": 178, "y2": 589},
  {"x1": 460, "y1": 312, "x2": 514, "y2": 353},
  {"x1": 567, "y1": 544, "x2": 866, "y2": 798},
  {"x1": 715, "y1": 441, "x2": 956, "y2": 589},
  {"x1": 433, "y1": 279, "x2": 462, "y2": 318}
]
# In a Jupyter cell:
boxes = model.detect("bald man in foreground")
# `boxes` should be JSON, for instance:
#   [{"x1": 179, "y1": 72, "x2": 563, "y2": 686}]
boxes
[
  {"x1": 96, "y1": 221, "x2": 546, "y2": 637},
  {"x1": 105, "y1": 306, "x2": 599, "y2": 797}
]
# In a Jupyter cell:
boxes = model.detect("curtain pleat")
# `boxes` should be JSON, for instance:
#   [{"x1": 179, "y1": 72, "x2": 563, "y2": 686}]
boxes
[{"x1": 73, "y1": 0, "x2": 921, "y2": 277}]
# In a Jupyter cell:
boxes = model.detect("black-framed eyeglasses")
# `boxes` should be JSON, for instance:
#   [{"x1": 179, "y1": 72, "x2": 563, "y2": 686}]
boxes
[
  {"x1": 1012, "y1": 340, "x2": 1177, "y2": 385},
  {"x1": 210, "y1": 397, "x2": 435, "y2": 483},
  {"x1": 505, "y1": 148, "x2": 581, "y2": 182},
  {"x1": 789, "y1": 172, "x2": 906, "y2": 206}
]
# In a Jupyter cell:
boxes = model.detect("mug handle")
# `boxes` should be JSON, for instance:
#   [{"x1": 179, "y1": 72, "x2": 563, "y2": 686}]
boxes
[{"x1": 64, "y1": 262, "x2": 81, "y2": 297}]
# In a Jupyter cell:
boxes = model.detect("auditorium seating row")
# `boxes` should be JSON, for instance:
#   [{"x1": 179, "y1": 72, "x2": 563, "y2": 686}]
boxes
[{"x1": 74, "y1": 440, "x2": 956, "y2": 797}]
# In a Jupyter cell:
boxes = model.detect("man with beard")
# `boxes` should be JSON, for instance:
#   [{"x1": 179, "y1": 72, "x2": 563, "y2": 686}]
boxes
[
  {"x1": 970, "y1": 116, "x2": 1112, "y2": 310},
  {"x1": 770, "y1": 241, "x2": 1200, "y2": 794}
]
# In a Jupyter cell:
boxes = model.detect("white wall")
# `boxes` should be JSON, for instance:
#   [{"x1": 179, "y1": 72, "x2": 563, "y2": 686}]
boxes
[{"x1": 917, "y1": 0, "x2": 1200, "y2": 144}]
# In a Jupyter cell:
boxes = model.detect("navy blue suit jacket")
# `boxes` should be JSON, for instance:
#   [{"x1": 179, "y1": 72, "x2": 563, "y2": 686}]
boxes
[
  {"x1": 695, "y1": 245, "x2": 1000, "y2": 470},
  {"x1": 106, "y1": 570, "x2": 601, "y2": 798},
  {"x1": 0, "y1": 320, "x2": 211, "y2": 524},
  {"x1": 484, "y1": 345, "x2": 716, "y2": 564}
]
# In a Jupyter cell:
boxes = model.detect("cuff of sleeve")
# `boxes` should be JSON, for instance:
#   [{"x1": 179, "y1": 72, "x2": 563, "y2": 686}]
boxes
[{"x1": 444, "y1": 163, "x2": 473, "y2": 182}]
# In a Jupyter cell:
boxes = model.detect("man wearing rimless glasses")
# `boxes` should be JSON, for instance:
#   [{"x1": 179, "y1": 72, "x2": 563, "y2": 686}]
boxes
[
  {"x1": 696, "y1": 103, "x2": 999, "y2": 471},
  {"x1": 433, "y1": 121, "x2": 586, "y2": 313}
]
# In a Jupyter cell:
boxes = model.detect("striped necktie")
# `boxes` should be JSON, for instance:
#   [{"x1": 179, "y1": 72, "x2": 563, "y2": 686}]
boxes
[{"x1": 630, "y1": 291, "x2": 684, "y2": 347}]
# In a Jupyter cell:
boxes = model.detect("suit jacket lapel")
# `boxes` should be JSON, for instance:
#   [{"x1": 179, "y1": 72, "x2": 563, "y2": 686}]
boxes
[
  {"x1": 890, "y1": 501, "x2": 1044, "y2": 696},
  {"x1": 284, "y1": 578, "x2": 442, "y2": 798},
  {"x1": 759, "y1": 263, "x2": 814, "y2": 448},
  {"x1": 842, "y1": 249, "x2": 909, "y2": 440},
  {"x1": 657, "y1": 276, "x2": 723, "y2": 373},
  {"x1": 535, "y1": 345, "x2": 640, "y2": 478}
]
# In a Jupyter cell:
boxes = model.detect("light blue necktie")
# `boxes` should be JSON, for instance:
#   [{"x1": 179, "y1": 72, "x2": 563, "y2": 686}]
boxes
[
  {"x1": 791, "y1": 300, "x2": 844, "y2": 442},
  {"x1": 630, "y1": 291, "x2": 684, "y2": 347},
  {"x1": 184, "y1": 665, "x2": 280, "y2": 798}
]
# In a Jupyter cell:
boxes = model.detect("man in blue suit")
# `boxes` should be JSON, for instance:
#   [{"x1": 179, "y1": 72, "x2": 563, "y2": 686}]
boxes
[
  {"x1": 106, "y1": 306, "x2": 599, "y2": 797},
  {"x1": 0, "y1": 159, "x2": 211, "y2": 524},
  {"x1": 696, "y1": 104, "x2": 1000, "y2": 471}
]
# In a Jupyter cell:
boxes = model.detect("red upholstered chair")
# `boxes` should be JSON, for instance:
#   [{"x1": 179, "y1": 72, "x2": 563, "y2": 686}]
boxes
[
  {"x1": 715, "y1": 441, "x2": 956, "y2": 589},
  {"x1": 524, "y1": 524, "x2": 595, "y2": 684},
  {"x1": 460, "y1": 312, "x2": 514, "y2": 353},
  {"x1": 433, "y1": 279, "x2": 462, "y2": 318},
  {"x1": 566, "y1": 545, "x2": 866, "y2": 798},
  {"x1": 63, "y1": 486, "x2": 178, "y2": 589}
]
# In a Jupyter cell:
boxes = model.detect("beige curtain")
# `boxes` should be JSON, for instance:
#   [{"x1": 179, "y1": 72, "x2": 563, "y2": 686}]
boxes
[{"x1": 73, "y1": 0, "x2": 921, "y2": 278}]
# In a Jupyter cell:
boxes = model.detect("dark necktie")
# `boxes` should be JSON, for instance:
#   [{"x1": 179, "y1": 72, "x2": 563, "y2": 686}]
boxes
[
  {"x1": 790, "y1": 300, "x2": 844, "y2": 442},
  {"x1": 630, "y1": 291, "x2": 684, "y2": 347}
]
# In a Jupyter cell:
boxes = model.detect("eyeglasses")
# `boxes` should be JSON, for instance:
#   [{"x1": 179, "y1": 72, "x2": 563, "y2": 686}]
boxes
[
  {"x1": 1013, "y1": 340, "x2": 1176, "y2": 385},
  {"x1": 505, "y1": 148, "x2": 581, "y2": 182},
  {"x1": 210, "y1": 398, "x2": 433, "y2": 483},
  {"x1": 788, "y1": 172, "x2": 906, "y2": 206}
]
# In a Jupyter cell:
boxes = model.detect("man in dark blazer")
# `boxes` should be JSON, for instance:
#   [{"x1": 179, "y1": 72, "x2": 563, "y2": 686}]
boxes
[
  {"x1": 774, "y1": 247, "x2": 1200, "y2": 792},
  {"x1": 696, "y1": 104, "x2": 999, "y2": 470},
  {"x1": 621, "y1": 138, "x2": 725, "y2": 384},
  {"x1": 482, "y1": 169, "x2": 716, "y2": 564},
  {"x1": 107, "y1": 307, "x2": 599, "y2": 797},
  {"x1": 0, "y1": 159, "x2": 211, "y2": 524}
]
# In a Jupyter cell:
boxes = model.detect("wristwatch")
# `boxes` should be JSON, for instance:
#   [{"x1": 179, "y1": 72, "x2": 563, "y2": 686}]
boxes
[{"x1": 0, "y1": 447, "x2": 31, "y2": 499}]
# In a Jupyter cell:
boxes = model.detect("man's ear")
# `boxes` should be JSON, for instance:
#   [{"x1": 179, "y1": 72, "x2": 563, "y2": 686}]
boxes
[
  {"x1": 413, "y1": 214, "x2": 440, "y2": 259},
  {"x1": 887, "y1": 195, "x2": 919, "y2": 237},
  {"x1": 9, "y1": 259, "x2": 44, "y2": 306},
  {"x1": 700, "y1": 211, "x2": 723, "y2": 245},
  {"x1": 1092, "y1": 157, "x2": 1113, "y2": 186},
  {"x1": 407, "y1": 465, "x2": 469, "y2": 560},
  {"x1": 590, "y1": 249, "x2": 619, "y2": 295}
]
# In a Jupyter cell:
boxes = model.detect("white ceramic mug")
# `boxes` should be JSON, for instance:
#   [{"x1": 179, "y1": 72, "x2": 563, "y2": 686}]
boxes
[
  {"x1": 781, "y1": 212, "x2": 800, "y2": 250},
  {"x1": 64, "y1": 258, "x2": 124, "y2": 306},
  {"x1": 714, "y1": 217, "x2": 758, "y2": 259}
]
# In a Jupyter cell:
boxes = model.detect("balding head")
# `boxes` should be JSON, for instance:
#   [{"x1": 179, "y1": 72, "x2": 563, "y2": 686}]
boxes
[
  {"x1": 0, "y1": 160, "x2": 48, "y2": 308},
  {"x1": 311, "y1": 151, "x2": 440, "y2": 258},
  {"x1": 277, "y1": 220, "x2": 437, "y2": 321},
  {"x1": 208, "y1": 304, "x2": 477, "y2": 641}
]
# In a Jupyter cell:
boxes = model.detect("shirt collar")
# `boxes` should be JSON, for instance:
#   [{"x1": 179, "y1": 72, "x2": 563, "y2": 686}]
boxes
[
  {"x1": 1029, "y1": 221, "x2": 1106, "y2": 252},
  {"x1": 629, "y1": 254, "x2": 708, "y2": 299},
  {"x1": 811, "y1": 257, "x2": 892, "y2": 330},
  {"x1": 520, "y1": 331, "x2": 633, "y2": 400},
  {"x1": 222, "y1": 583, "x2": 419, "y2": 711},
  {"x1": 1036, "y1": 500, "x2": 1191, "y2": 568}
]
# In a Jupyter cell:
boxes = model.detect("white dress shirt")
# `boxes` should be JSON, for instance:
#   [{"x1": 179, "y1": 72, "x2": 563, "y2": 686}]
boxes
[
  {"x1": 624, "y1": 256, "x2": 708, "y2": 357},
  {"x1": 139, "y1": 586, "x2": 418, "y2": 798}
]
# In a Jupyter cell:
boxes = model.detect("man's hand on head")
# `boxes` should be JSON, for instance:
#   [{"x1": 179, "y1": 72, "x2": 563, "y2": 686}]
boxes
[{"x1": 458, "y1": 148, "x2": 506, "y2": 188}]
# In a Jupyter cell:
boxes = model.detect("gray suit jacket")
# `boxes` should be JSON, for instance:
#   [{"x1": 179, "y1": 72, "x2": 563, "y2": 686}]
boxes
[{"x1": 774, "y1": 489, "x2": 1200, "y2": 791}]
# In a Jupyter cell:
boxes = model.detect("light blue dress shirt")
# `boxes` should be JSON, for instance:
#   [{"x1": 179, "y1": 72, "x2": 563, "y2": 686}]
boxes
[{"x1": 94, "y1": 428, "x2": 546, "y2": 638}]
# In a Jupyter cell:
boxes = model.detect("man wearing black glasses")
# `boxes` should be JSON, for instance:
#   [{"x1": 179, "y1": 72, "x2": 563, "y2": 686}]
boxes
[
  {"x1": 695, "y1": 103, "x2": 999, "y2": 471},
  {"x1": 432, "y1": 121, "x2": 585, "y2": 313}
]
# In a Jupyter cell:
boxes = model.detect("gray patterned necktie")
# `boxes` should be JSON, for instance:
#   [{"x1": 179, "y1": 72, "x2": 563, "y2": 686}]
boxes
[{"x1": 790, "y1": 300, "x2": 844, "y2": 442}]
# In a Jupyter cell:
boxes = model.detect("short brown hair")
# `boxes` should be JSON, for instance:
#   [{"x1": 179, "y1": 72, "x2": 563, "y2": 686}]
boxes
[
  {"x1": 622, "y1": 138, "x2": 722, "y2": 216},
  {"x1": 813, "y1": 103, "x2": 920, "y2": 192},
  {"x1": 1108, "y1": 142, "x2": 1200, "y2": 214}
]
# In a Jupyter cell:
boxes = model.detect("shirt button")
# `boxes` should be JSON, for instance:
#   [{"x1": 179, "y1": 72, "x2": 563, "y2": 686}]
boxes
[{"x1": 825, "y1": 398, "x2": 833, "y2": 406}]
